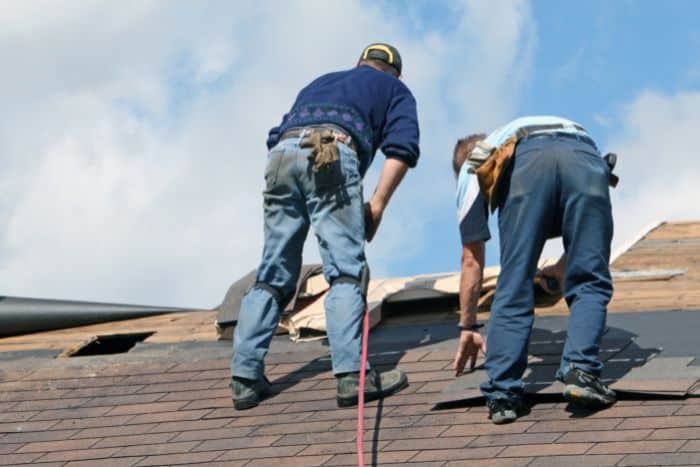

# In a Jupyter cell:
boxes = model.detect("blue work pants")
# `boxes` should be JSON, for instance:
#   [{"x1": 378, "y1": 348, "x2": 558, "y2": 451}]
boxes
[{"x1": 481, "y1": 134, "x2": 614, "y2": 402}]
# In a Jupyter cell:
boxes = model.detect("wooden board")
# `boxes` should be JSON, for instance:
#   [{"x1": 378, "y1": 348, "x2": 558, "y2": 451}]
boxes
[{"x1": 541, "y1": 221, "x2": 700, "y2": 315}]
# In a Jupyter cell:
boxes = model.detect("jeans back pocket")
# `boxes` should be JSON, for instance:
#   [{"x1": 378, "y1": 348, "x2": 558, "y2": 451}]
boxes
[{"x1": 264, "y1": 148, "x2": 285, "y2": 191}]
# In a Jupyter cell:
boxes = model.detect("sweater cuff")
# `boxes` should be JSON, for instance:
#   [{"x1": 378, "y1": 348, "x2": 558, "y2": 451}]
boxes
[{"x1": 383, "y1": 150, "x2": 418, "y2": 168}]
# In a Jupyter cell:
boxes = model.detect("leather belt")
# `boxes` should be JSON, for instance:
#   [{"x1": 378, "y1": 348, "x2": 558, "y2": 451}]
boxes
[
  {"x1": 280, "y1": 125, "x2": 357, "y2": 152},
  {"x1": 518, "y1": 124, "x2": 597, "y2": 150}
]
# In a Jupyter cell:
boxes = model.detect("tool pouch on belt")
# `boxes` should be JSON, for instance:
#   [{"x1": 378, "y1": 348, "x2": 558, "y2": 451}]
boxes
[
  {"x1": 300, "y1": 129, "x2": 340, "y2": 172},
  {"x1": 472, "y1": 135, "x2": 518, "y2": 212}
]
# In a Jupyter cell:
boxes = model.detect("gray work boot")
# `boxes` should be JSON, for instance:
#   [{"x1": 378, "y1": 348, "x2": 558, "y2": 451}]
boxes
[
  {"x1": 487, "y1": 398, "x2": 526, "y2": 424},
  {"x1": 231, "y1": 376, "x2": 272, "y2": 410},
  {"x1": 558, "y1": 367, "x2": 616, "y2": 408},
  {"x1": 336, "y1": 368, "x2": 408, "y2": 407}
]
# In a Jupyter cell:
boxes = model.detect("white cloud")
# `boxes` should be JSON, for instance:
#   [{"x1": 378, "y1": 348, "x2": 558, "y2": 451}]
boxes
[
  {"x1": 446, "y1": 0, "x2": 536, "y2": 131},
  {"x1": 0, "y1": 0, "x2": 535, "y2": 307},
  {"x1": 593, "y1": 112, "x2": 613, "y2": 128},
  {"x1": 366, "y1": 0, "x2": 537, "y2": 275},
  {"x1": 607, "y1": 90, "x2": 700, "y2": 251},
  {"x1": 540, "y1": 89, "x2": 700, "y2": 263}
]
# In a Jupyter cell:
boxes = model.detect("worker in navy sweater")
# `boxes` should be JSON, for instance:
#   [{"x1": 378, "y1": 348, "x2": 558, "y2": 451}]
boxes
[{"x1": 231, "y1": 44, "x2": 420, "y2": 410}]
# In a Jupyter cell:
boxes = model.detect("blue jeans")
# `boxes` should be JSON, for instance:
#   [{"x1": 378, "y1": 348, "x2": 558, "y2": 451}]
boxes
[
  {"x1": 231, "y1": 136, "x2": 367, "y2": 379},
  {"x1": 481, "y1": 134, "x2": 614, "y2": 403}
]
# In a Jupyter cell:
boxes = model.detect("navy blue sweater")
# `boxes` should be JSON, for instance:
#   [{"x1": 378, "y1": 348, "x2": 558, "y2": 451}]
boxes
[{"x1": 267, "y1": 65, "x2": 420, "y2": 176}]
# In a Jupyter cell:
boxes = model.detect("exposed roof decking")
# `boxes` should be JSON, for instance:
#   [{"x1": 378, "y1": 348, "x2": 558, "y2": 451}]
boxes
[
  {"x1": 541, "y1": 221, "x2": 700, "y2": 315},
  {"x1": 608, "y1": 221, "x2": 700, "y2": 312}
]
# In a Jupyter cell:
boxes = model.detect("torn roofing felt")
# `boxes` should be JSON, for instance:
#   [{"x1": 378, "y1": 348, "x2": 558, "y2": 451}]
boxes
[
  {"x1": 0, "y1": 296, "x2": 189, "y2": 337},
  {"x1": 215, "y1": 264, "x2": 325, "y2": 339},
  {"x1": 215, "y1": 257, "x2": 690, "y2": 343}
]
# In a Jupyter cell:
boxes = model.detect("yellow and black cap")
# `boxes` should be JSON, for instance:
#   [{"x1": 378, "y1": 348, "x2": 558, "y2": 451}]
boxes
[{"x1": 359, "y1": 43, "x2": 402, "y2": 75}]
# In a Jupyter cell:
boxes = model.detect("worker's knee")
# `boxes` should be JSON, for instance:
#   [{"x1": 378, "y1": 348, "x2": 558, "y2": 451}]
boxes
[
  {"x1": 329, "y1": 265, "x2": 370, "y2": 297},
  {"x1": 249, "y1": 282, "x2": 288, "y2": 308},
  {"x1": 325, "y1": 283, "x2": 365, "y2": 324}
]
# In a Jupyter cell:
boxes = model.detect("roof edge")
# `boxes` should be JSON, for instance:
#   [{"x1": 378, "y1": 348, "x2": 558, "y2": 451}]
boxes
[{"x1": 611, "y1": 221, "x2": 665, "y2": 264}]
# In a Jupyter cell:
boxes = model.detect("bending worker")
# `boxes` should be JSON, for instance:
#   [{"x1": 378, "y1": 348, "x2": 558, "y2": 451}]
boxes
[
  {"x1": 452, "y1": 116, "x2": 616, "y2": 424},
  {"x1": 231, "y1": 43, "x2": 420, "y2": 410}
]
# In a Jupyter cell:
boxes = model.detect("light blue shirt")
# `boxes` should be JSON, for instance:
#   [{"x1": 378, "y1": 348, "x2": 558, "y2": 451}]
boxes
[
  {"x1": 456, "y1": 158, "x2": 490, "y2": 245},
  {"x1": 456, "y1": 116, "x2": 592, "y2": 245},
  {"x1": 483, "y1": 115, "x2": 589, "y2": 147}
]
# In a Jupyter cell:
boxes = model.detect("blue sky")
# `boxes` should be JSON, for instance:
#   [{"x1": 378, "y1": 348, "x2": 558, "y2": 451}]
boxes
[
  {"x1": 383, "y1": 0, "x2": 700, "y2": 276},
  {"x1": 1, "y1": 1, "x2": 699, "y2": 307},
  {"x1": 528, "y1": 0, "x2": 700, "y2": 124}
]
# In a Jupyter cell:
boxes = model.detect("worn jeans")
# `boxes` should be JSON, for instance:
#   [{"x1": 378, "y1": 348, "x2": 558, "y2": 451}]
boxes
[
  {"x1": 481, "y1": 134, "x2": 614, "y2": 403},
  {"x1": 231, "y1": 136, "x2": 367, "y2": 379}
]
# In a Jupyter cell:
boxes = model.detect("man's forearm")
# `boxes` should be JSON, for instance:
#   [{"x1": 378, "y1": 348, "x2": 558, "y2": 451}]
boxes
[
  {"x1": 369, "y1": 157, "x2": 409, "y2": 210},
  {"x1": 459, "y1": 241, "x2": 485, "y2": 326}
]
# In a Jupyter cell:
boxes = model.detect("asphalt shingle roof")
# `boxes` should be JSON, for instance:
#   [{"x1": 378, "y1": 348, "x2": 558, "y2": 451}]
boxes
[
  {"x1": 1, "y1": 220, "x2": 700, "y2": 466},
  {"x1": 2, "y1": 345, "x2": 700, "y2": 466}
]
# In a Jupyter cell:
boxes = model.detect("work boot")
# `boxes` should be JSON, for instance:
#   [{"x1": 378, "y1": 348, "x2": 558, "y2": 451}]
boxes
[
  {"x1": 336, "y1": 368, "x2": 408, "y2": 407},
  {"x1": 486, "y1": 398, "x2": 526, "y2": 424},
  {"x1": 231, "y1": 375, "x2": 271, "y2": 410},
  {"x1": 558, "y1": 367, "x2": 616, "y2": 408}
]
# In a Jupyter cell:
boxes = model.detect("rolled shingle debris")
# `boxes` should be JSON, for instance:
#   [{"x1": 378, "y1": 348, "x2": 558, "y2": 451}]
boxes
[{"x1": 0, "y1": 296, "x2": 189, "y2": 337}]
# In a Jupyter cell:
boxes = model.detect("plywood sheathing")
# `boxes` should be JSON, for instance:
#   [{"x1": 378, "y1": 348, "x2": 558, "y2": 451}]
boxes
[{"x1": 543, "y1": 221, "x2": 700, "y2": 315}]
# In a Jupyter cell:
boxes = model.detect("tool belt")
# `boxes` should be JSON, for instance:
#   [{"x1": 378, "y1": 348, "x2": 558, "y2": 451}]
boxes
[
  {"x1": 467, "y1": 124, "x2": 619, "y2": 212},
  {"x1": 280, "y1": 125, "x2": 356, "y2": 172},
  {"x1": 470, "y1": 135, "x2": 518, "y2": 212},
  {"x1": 603, "y1": 152, "x2": 619, "y2": 188}
]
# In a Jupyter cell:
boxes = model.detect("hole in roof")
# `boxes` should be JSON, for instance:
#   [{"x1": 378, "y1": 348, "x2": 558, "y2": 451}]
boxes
[
  {"x1": 66, "y1": 332, "x2": 155, "y2": 357},
  {"x1": 380, "y1": 296, "x2": 459, "y2": 326}
]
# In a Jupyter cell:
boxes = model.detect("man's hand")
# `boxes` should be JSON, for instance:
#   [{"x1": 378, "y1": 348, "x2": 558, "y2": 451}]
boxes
[
  {"x1": 535, "y1": 267, "x2": 561, "y2": 295},
  {"x1": 363, "y1": 201, "x2": 383, "y2": 242},
  {"x1": 452, "y1": 330, "x2": 486, "y2": 377},
  {"x1": 365, "y1": 158, "x2": 408, "y2": 243},
  {"x1": 454, "y1": 242, "x2": 486, "y2": 377},
  {"x1": 535, "y1": 254, "x2": 567, "y2": 295}
]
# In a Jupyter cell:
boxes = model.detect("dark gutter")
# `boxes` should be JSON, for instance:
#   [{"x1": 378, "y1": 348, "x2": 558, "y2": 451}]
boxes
[{"x1": 0, "y1": 296, "x2": 195, "y2": 337}]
